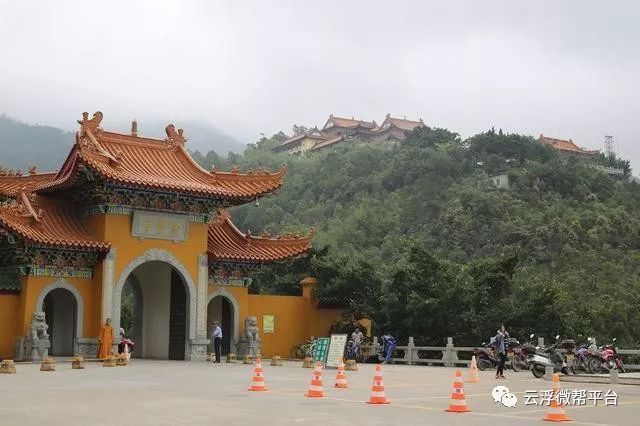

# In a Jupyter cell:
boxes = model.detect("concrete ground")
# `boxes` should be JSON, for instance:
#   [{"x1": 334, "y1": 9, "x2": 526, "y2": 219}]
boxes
[{"x1": 1, "y1": 360, "x2": 639, "y2": 426}]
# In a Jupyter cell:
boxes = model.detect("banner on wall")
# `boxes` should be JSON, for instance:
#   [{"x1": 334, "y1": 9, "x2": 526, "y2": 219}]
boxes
[{"x1": 262, "y1": 314, "x2": 275, "y2": 333}]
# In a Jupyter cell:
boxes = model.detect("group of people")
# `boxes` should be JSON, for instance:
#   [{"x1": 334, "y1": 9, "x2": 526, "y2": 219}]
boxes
[
  {"x1": 95, "y1": 318, "x2": 134, "y2": 359},
  {"x1": 348, "y1": 326, "x2": 397, "y2": 364},
  {"x1": 94, "y1": 318, "x2": 223, "y2": 362}
]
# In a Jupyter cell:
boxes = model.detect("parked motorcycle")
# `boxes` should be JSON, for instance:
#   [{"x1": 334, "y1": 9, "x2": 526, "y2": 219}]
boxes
[
  {"x1": 528, "y1": 334, "x2": 570, "y2": 378},
  {"x1": 513, "y1": 334, "x2": 536, "y2": 371},
  {"x1": 473, "y1": 342, "x2": 498, "y2": 371},
  {"x1": 507, "y1": 337, "x2": 524, "y2": 372},
  {"x1": 588, "y1": 338, "x2": 626, "y2": 373},
  {"x1": 574, "y1": 338, "x2": 597, "y2": 373}
]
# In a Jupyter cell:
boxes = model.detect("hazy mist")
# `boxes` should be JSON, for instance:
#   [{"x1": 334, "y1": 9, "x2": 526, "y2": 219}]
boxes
[{"x1": 1, "y1": 1, "x2": 638, "y2": 168}]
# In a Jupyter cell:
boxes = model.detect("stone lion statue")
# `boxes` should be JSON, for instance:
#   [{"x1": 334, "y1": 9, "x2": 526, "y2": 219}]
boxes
[
  {"x1": 30, "y1": 312, "x2": 49, "y2": 341},
  {"x1": 244, "y1": 316, "x2": 260, "y2": 341}
]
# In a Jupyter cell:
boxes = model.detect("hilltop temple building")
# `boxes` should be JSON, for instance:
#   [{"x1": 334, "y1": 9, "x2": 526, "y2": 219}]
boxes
[
  {"x1": 538, "y1": 134, "x2": 599, "y2": 157},
  {"x1": 0, "y1": 111, "x2": 342, "y2": 361},
  {"x1": 275, "y1": 113, "x2": 426, "y2": 155}
]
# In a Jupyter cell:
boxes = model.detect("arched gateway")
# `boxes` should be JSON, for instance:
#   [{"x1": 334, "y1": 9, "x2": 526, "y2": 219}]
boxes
[{"x1": 0, "y1": 111, "x2": 338, "y2": 362}]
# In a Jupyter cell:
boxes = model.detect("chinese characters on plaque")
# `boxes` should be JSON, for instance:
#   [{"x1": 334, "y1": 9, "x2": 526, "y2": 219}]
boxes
[{"x1": 131, "y1": 211, "x2": 189, "y2": 241}]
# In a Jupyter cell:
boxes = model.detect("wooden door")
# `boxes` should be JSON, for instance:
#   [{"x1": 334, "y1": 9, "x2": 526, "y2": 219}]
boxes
[{"x1": 168, "y1": 270, "x2": 187, "y2": 360}]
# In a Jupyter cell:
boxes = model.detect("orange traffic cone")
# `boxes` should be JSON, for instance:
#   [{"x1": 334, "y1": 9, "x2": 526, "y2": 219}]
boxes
[
  {"x1": 543, "y1": 374, "x2": 571, "y2": 422},
  {"x1": 335, "y1": 358, "x2": 348, "y2": 388},
  {"x1": 366, "y1": 364, "x2": 390, "y2": 404},
  {"x1": 248, "y1": 357, "x2": 268, "y2": 391},
  {"x1": 465, "y1": 355, "x2": 479, "y2": 383},
  {"x1": 445, "y1": 370, "x2": 471, "y2": 413},
  {"x1": 305, "y1": 363, "x2": 325, "y2": 397}
]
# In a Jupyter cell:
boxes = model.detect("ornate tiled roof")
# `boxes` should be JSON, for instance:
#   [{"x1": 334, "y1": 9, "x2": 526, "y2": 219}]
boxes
[
  {"x1": 539, "y1": 134, "x2": 599, "y2": 156},
  {"x1": 36, "y1": 112, "x2": 286, "y2": 199},
  {"x1": 276, "y1": 127, "x2": 344, "y2": 153},
  {"x1": 0, "y1": 170, "x2": 57, "y2": 198},
  {"x1": 309, "y1": 135, "x2": 344, "y2": 151},
  {"x1": 323, "y1": 114, "x2": 377, "y2": 130},
  {"x1": 207, "y1": 210, "x2": 313, "y2": 263},
  {"x1": 0, "y1": 193, "x2": 109, "y2": 251},
  {"x1": 378, "y1": 114, "x2": 425, "y2": 132}
]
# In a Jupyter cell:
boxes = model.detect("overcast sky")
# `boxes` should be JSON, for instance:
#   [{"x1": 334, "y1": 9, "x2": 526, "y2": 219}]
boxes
[{"x1": 1, "y1": 1, "x2": 639, "y2": 168}]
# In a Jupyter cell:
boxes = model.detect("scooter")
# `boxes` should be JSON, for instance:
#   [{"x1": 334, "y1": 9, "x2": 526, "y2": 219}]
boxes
[{"x1": 528, "y1": 334, "x2": 569, "y2": 378}]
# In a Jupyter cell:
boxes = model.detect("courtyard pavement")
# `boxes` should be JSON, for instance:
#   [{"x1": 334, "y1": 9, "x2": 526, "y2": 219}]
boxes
[{"x1": 1, "y1": 359, "x2": 639, "y2": 425}]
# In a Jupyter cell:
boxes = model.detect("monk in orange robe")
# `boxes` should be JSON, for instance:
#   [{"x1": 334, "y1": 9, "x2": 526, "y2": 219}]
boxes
[{"x1": 97, "y1": 318, "x2": 114, "y2": 359}]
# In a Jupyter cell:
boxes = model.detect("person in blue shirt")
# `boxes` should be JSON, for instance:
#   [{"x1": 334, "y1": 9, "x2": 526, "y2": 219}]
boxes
[
  {"x1": 379, "y1": 334, "x2": 397, "y2": 364},
  {"x1": 211, "y1": 321, "x2": 222, "y2": 363}
]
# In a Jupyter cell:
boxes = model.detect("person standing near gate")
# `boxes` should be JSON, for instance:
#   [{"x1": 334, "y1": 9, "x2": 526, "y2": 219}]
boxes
[
  {"x1": 211, "y1": 321, "x2": 222, "y2": 363},
  {"x1": 97, "y1": 318, "x2": 114, "y2": 359}
]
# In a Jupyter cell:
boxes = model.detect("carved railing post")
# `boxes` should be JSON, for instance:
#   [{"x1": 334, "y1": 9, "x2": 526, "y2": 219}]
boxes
[{"x1": 406, "y1": 337, "x2": 415, "y2": 365}]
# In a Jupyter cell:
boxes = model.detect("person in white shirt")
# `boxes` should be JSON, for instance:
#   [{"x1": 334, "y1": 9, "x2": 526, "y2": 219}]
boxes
[
  {"x1": 351, "y1": 327, "x2": 364, "y2": 360},
  {"x1": 211, "y1": 321, "x2": 223, "y2": 363}
]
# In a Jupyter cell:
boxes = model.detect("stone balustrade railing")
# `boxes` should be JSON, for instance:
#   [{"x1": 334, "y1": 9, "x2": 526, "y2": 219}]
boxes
[{"x1": 359, "y1": 337, "x2": 640, "y2": 370}]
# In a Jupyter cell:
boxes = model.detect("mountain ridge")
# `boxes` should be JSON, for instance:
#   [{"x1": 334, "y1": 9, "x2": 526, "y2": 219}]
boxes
[{"x1": 0, "y1": 114, "x2": 245, "y2": 171}]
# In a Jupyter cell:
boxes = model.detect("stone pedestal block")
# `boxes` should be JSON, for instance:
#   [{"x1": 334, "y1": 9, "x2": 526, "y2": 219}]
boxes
[
  {"x1": 0, "y1": 360, "x2": 16, "y2": 374},
  {"x1": 40, "y1": 358, "x2": 55, "y2": 372},
  {"x1": 344, "y1": 359, "x2": 358, "y2": 371},
  {"x1": 71, "y1": 357, "x2": 85, "y2": 369},
  {"x1": 270, "y1": 356, "x2": 283, "y2": 366},
  {"x1": 237, "y1": 337, "x2": 262, "y2": 359},
  {"x1": 103, "y1": 356, "x2": 116, "y2": 367},
  {"x1": 226, "y1": 353, "x2": 237, "y2": 363},
  {"x1": 302, "y1": 357, "x2": 314, "y2": 368}
]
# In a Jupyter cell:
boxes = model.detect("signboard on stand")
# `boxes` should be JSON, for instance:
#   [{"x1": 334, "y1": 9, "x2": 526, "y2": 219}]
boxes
[
  {"x1": 312, "y1": 337, "x2": 330, "y2": 364},
  {"x1": 326, "y1": 334, "x2": 348, "y2": 368}
]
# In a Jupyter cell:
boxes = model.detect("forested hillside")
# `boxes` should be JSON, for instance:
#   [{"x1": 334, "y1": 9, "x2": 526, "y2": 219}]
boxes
[
  {"x1": 0, "y1": 114, "x2": 73, "y2": 171},
  {"x1": 195, "y1": 128, "x2": 640, "y2": 347}
]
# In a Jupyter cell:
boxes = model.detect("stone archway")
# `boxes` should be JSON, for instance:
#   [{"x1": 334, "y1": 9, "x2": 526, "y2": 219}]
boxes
[
  {"x1": 36, "y1": 278, "x2": 84, "y2": 345},
  {"x1": 207, "y1": 291, "x2": 240, "y2": 355},
  {"x1": 207, "y1": 289, "x2": 240, "y2": 345},
  {"x1": 111, "y1": 249, "x2": 198, "y2": 346}
]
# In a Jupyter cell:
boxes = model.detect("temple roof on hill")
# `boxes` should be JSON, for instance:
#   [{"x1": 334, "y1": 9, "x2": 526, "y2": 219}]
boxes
[
  {"x1": 378, "y1": 114, "x2": 425, "y2": 132},
  {"x1": 539, "y1": 134, "x2": 599, "y2": 156},
  {"x1": 309, "y1": 135, "x2": 344, "y2": 150},
  {"x1": 279, "y1": 127, "x2": 327, "y2": 147},
  {"x1": 322, "y1": 114, "x2": 377, "y2": 130},
  {"x1": 0, "y1": 171, "x2": 57, "y2": 198},
  {"x1": 34, "y1": 112, "x2": 286, "y2": 199},
  {"x1": 207, "y1": 210, "x2": 313, "y2": 263},
  {"x1": 277, "y1": 127, "x2": 344, "y2": 151},
  {"x1": 0, "y1": 193, "x2": 109, "y2": 251}
]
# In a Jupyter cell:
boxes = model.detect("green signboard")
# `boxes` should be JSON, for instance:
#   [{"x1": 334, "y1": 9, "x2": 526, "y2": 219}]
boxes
[{"x1": 312, "y1": 337, "x2": 330, "y2": 364}]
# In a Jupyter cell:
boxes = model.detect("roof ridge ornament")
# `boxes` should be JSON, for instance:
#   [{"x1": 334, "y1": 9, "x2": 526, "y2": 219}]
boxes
[
  {"x1": 77, "y1": 111, "x2": 103, "y2": 135},
  {"x1": 165, "y1": 124, "x2": 186, "y2": 146}
]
